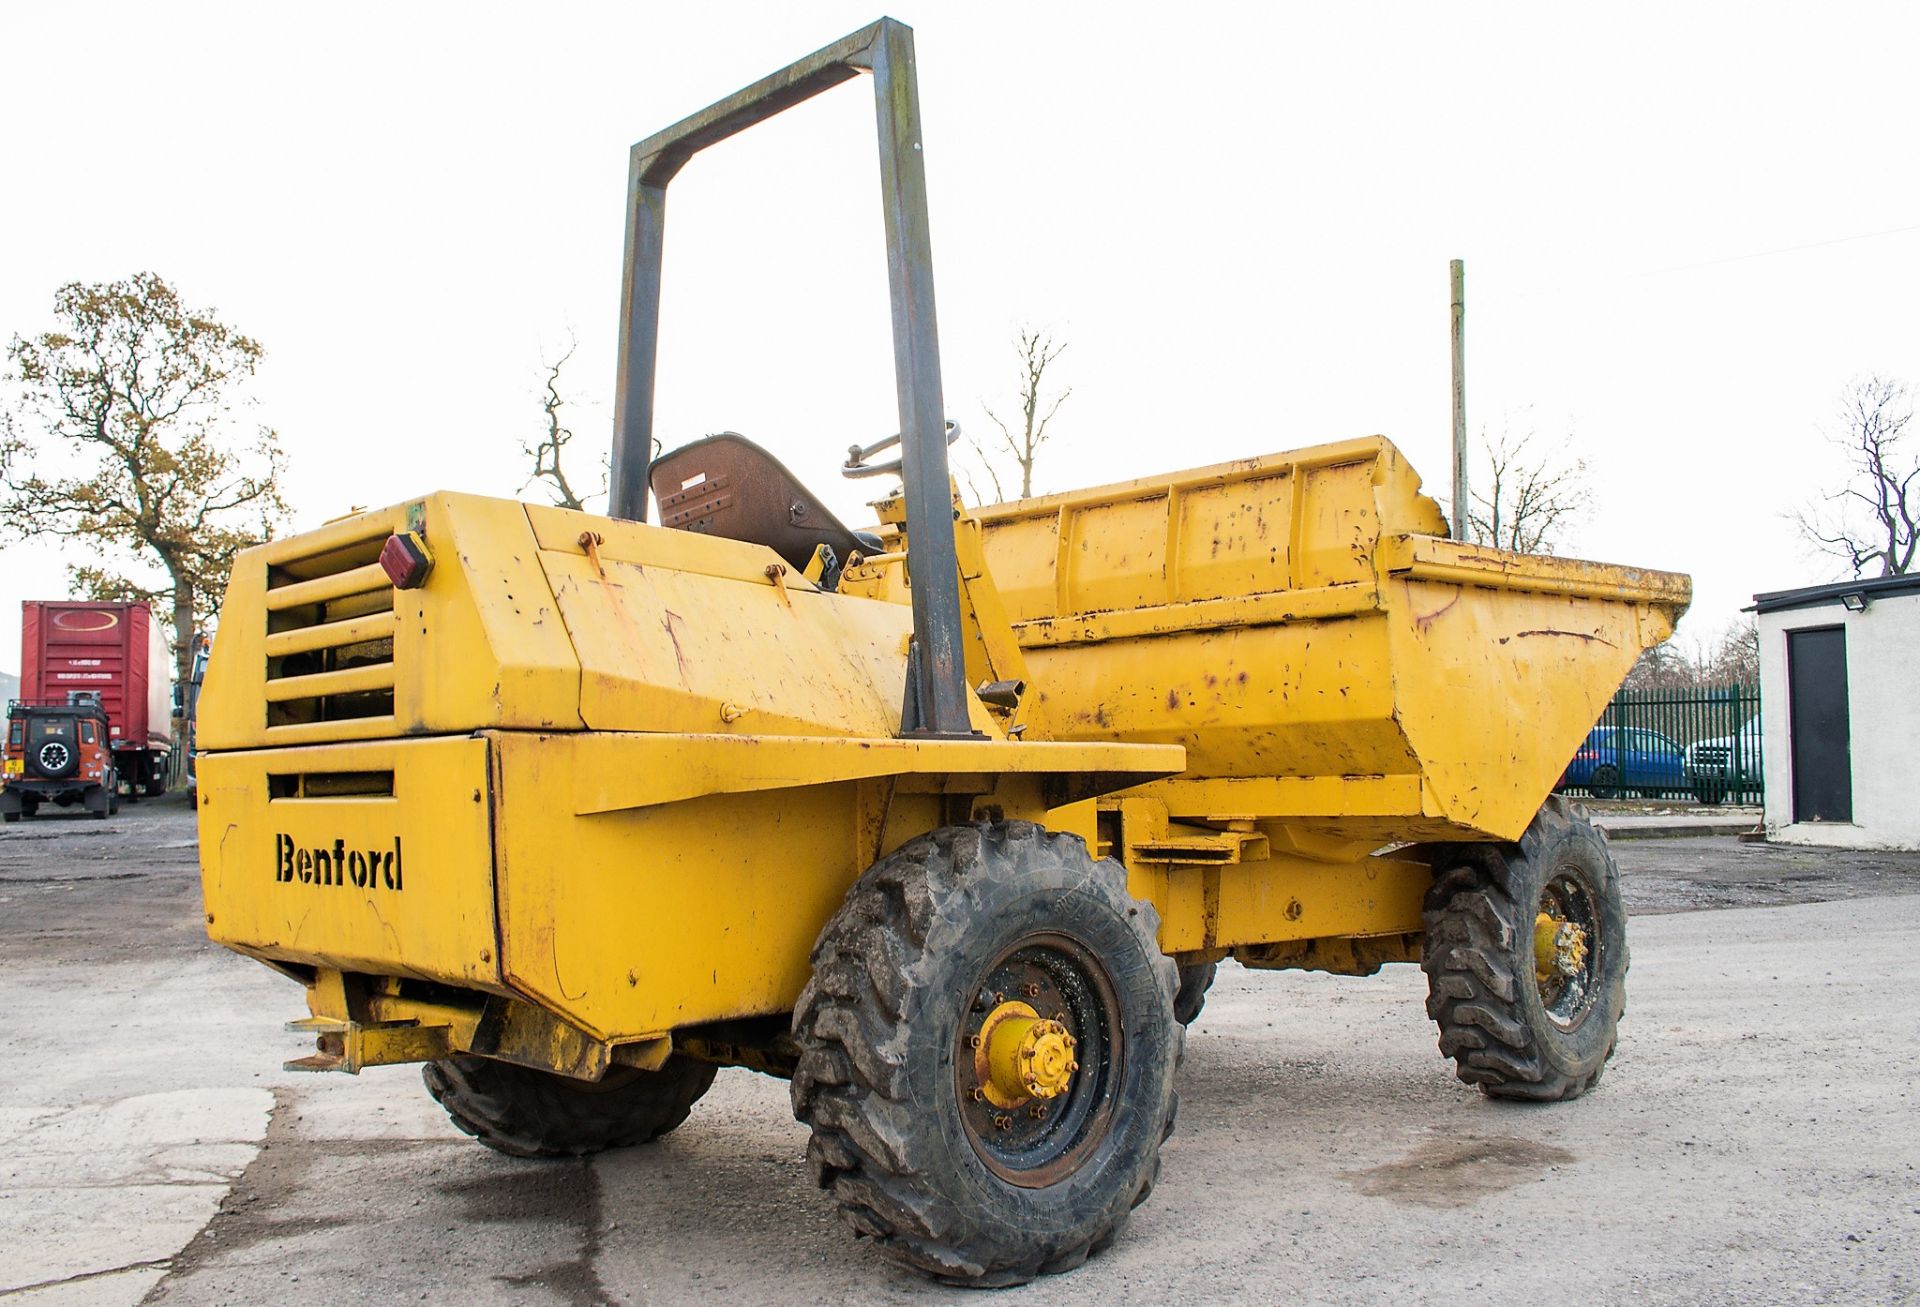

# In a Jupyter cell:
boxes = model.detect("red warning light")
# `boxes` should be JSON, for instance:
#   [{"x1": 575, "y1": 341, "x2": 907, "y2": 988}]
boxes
[{"x1": 380, "y1": 532, "x2": 434, "y2": 589}]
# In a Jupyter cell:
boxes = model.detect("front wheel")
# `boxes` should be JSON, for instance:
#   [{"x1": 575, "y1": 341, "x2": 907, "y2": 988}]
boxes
[
  {"x1": 792, "y1": 822, "x2": 1181, "y2": 1287},
  {"x1": 1421, "y1": 798, "x2": 1627, "y2": 1101},
  {"x1": 423, "y1": 1054, "x2": 717, "y2": 1158}
]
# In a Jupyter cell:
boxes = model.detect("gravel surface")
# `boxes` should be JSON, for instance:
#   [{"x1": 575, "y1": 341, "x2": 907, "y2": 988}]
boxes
[{"x1": 2, "y1": 797, "x2": 1916, "y2": 1305}]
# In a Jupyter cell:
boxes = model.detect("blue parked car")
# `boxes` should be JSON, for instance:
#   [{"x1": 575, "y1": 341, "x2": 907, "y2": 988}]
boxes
[{"x1": 1561, "y1": 726, "x2": 1688, "y2": 798}]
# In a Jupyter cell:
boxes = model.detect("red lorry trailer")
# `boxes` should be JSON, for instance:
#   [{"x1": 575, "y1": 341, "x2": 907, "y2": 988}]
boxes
[{"x1": 18, "y1": 601, "x2": 174, "y2": 798}]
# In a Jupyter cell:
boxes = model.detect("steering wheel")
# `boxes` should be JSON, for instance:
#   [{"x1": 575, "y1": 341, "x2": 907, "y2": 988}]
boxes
[{"x1": 841, "y1": 421, "x2": 961, "y2": 479}]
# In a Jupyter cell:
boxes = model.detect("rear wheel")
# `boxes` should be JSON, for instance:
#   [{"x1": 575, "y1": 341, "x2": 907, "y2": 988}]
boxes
[
  {"x1": 1587, "y1": 765, "x2": 1620, "y2": 800},
  {"x1": 1692, "y1": 780, "x2": 1725, "y2": 805},
  {"x1": 1421, "y1": 798, "x2": 1626, "y2": 1101},
  {"x1": 792, "y1": 822, "x2": 1180, "y2": 1286},
  {"x1": 423, "y1": 1054, "x2": 716, "y2": 1158}
]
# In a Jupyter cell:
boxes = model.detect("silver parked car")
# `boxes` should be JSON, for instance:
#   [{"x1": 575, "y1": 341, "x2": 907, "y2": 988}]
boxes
[{"x1": 1683, "y1": 721, "x2": 1762, "y2": 804}]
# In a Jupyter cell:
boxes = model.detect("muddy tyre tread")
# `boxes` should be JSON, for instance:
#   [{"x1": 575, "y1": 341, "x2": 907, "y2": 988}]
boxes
[
  {"x1": 1173, "y1": 961, "x2": 1217, "y2": 1025},
  {"x1": 423, "y1": 1053, "x2": 716, "y2": 1159},
  {"x1": 791, "y1": 821, "x2": 1180, "y2": 1286},
  {"x1": 1420, "y1": 797, "x2": 1626, "y2": 1102}
]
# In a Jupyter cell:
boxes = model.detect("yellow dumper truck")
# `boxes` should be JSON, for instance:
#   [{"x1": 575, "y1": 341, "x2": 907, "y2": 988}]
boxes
[{"x1": 196, "y1": 20, "x2": 1689, "y2": 1286}]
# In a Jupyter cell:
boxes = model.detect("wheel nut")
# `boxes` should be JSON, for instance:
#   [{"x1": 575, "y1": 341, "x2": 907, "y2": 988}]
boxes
[
  {"x1": 1069, "y1": 1061, "x2": 1080, "y2": 1073},
  {"x1": 1064, "y1": 1035, "x2": 1076, "y2": 1049},
  {"x1": 1029, "y1": 1104, "x2": 1049, "y2": 1120},
  {"x1": 1022, "y1": 982, "x2": 1041, "y2": 998},
  {"x1": 968, "y1": 1035, "x2": 982, "y2": 1049},
  {"x1": 970, "y1": 1087, "x2": 985, "y2": 1102},
  {"x1": 994, "y1": 1114, "x2": 1013, "y2": 1130},
  {"x1": 994, "y1": 992, "x2": 1005, "y2": 1004}
]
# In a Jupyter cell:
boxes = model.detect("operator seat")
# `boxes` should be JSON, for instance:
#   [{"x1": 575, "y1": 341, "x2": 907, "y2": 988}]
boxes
[{"x1": 648, "y1": 432, "x2": 884, "y2": 574}]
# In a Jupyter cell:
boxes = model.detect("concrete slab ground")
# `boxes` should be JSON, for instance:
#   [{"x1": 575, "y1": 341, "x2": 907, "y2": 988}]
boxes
[
  {"x1": 2, "y1": 797, "x2": 1917, "y2": 1305},
  {"x1": 1596, "y1": 812, "x2": 1761, "y2": 839}
]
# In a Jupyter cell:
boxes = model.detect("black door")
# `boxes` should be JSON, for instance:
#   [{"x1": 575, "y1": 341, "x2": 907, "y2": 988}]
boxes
[{"x1": 1787, "y1": 626, "x2": 1851, "y2": 823}]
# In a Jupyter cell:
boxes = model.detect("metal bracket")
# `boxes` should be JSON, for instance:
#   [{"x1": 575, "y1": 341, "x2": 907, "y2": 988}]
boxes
[{"x1": 284, "y1": 1015, "x2": 452, "y2": 1074}]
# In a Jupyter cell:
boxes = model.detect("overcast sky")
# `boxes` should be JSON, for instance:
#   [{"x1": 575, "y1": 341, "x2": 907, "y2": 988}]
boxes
[{"x1": 4, "y1": 1, "x2": 1918, "y2": 675}]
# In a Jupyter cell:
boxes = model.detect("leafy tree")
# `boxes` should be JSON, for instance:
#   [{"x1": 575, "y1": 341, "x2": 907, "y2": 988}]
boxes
[
  {"x1": 1, "y1": 272, "x2": 285, "y2": 683},
  {"x1": 1795, "y1": 376, "x2": 1916, "y2": 577}
]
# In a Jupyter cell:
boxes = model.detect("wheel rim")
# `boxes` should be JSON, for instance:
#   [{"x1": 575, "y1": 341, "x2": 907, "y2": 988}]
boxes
[
  {"x1": 38, "y1": 742, "x2": 69, "y2": 772},
  {"x1": 1533, "y1": 870, "x2": 1600, "y2": 1030},
  {"x1": 954, "y1": 931, "x2": 1120, "y2": 1189},
  {"x1": 1590, "y1": 766, "x2": 1618, "y2": 796}
]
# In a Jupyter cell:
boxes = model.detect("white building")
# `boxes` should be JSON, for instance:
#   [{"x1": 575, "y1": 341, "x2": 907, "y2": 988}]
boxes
[{"x1": 1752, "y1": 574, "x2": 1920, "y2": 850}]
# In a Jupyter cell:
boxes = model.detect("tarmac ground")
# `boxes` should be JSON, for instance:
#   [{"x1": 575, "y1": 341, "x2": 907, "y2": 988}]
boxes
[{"x1": 2, "y1": 793, "x2": 1916, "y2": 1306}]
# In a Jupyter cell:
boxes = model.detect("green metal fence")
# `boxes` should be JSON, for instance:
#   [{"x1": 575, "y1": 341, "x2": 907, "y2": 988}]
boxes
[{"x1": 1554, "y1": 683, "x2": 1762, "y2": 805}]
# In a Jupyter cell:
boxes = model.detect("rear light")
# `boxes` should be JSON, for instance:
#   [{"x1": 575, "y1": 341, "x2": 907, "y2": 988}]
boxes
[{"x1": 380, "y1": 531, "x2": 434, "y2": 589}]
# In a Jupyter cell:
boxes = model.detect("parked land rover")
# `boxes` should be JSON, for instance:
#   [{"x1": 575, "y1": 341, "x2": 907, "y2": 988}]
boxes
[{"x1": 2, "y1": 696, "x2": 120, "y2": 821}]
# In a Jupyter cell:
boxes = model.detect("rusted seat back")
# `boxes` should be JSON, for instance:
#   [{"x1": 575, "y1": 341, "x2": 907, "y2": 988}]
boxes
[{"x1": 649, "y1": 433, "x2": 879, "y2": 572}]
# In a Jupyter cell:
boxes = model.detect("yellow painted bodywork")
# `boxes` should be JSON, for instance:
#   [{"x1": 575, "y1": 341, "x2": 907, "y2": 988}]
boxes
[
  {"x1": 976, "y1": 437, "x2": 1690, "y2": 845},
  {"x1": 199, "y1": 735, "x2": 501, "y2": 990},
  {"x1": 198, "y1": 491, "x2": 1179, "y2": 1057},
  {"x1": 198, "y1": 435, "x2": 1688, "y2": 1077}
]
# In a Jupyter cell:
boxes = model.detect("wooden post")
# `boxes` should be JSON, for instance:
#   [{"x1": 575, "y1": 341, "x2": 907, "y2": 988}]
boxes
[{"x1": 1450, "y1": 258, "x2": 1468, "y2": 541}]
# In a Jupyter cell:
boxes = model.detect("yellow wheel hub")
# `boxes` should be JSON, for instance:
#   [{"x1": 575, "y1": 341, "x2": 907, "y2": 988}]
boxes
[
  {"x1": 975, "y1": 1000, "x2": 1077, "y2": 1108},
  {"x1": 1533, "y1": 911, "x2": 1589, "y2": 986}
]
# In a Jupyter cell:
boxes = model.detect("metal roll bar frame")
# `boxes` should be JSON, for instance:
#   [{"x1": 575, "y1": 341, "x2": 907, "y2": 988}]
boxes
[{"x1": 609, "y1": 17, "x2": 975, "y2": 740}]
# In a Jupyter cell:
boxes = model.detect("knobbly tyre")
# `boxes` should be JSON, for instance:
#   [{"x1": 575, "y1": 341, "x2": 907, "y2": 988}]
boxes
[{"x1": 195, "y1": 19, "x2": 1690, "y2": 1286}]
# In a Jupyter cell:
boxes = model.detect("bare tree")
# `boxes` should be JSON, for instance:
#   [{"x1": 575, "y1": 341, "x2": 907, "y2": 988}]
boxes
[
  {"x1": 1704, "y1": 617, "x2": 1760, "y2": 684},
  {"x1": 1465, "y1": 425, "x2": 1591, "y2": 555},
  {"x1": 971, "y1": 327, "x2": 1070, "y2": 501},
  {"x1": 1795, "y1": 376, "x2": 1916, "y2": 577},
  {"x1": 1624, "y1": 618, "x2": 1760, "y2": 691},
  {"x1": 1622, "y1": 638, "x2": 1703, "y2": 691},
  {"x1": 522, "y1": 337, "x2": 605, "y2": 512},
  {"x1": 1, "y1": 272, "x2": 285, "y2": 684}
]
